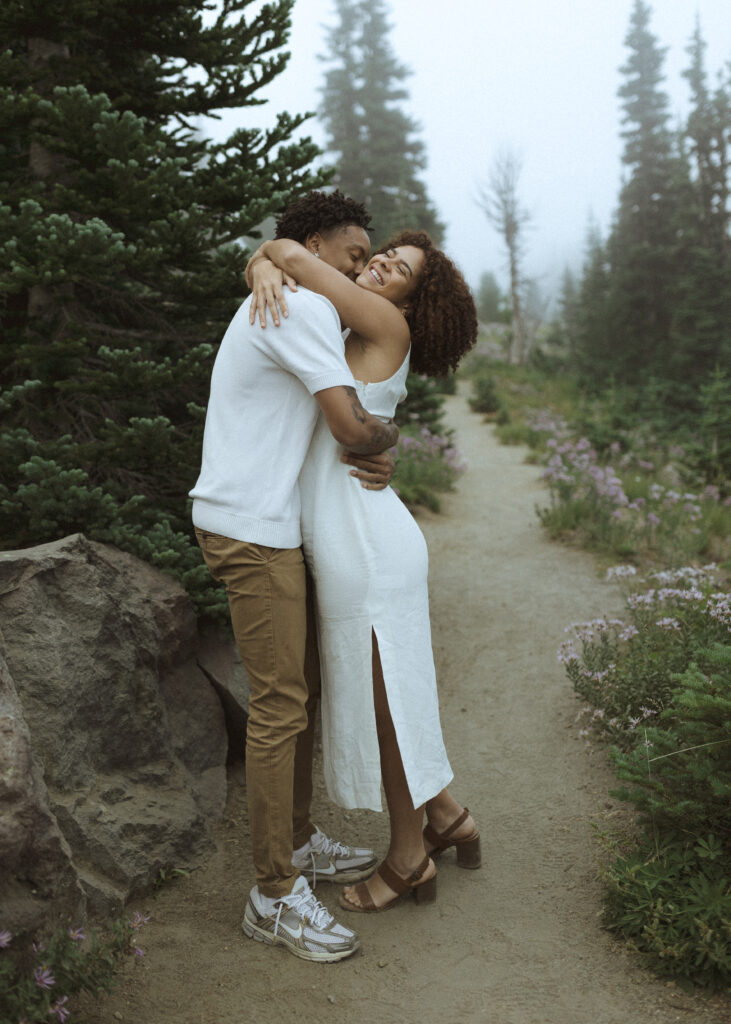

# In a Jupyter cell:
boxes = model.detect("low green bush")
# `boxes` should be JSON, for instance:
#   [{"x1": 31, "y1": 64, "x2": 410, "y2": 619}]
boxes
[
  {"x1": 0, "y1": 913, "x2": 149, "y2": 1023},
  {"x1": 610, "y1": 644, "x2": 731, "y2": 848},
  {"x1": 600, "y1": 833, "x2": 730, "y2": 989},
  {"x1": 561, "y1": 568, "x2": 731, "y2": 987},
  {"x1": 563, "y1": 565, "x2": 729, "y2": 746},
  {"x1": 468, "y1": 372, "x2": 501, "y2": 415},
  {"x1": 392, "y1": 426, "x2": 466, "y2": 512}
]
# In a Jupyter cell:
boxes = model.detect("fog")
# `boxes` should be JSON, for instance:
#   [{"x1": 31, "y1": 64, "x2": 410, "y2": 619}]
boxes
[{"x1": 207, "y1": 0, "x2": 730, "y2": 298}]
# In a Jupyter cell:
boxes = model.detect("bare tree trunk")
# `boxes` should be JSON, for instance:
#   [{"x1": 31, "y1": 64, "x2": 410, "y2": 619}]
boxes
[
  {"x1": 477, "y1": 150, "x2": 530, "y2": 364},
  {"x1": 508, "y1": 244, "x2": 524, "y2": 365}
]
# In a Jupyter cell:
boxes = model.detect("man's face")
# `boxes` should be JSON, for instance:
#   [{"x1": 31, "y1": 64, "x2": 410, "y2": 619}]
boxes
[{"x1": 313, "y1": 225, "x2": 371, "y2": 280}]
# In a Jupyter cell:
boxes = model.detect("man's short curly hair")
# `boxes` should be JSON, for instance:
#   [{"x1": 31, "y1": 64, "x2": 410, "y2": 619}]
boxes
[
  {"x1": 274, "y1": 190, "x2": 372, "y2": 244},
  {"x1": 379, "y1": 231, "x2": 478, "y2": 377}
]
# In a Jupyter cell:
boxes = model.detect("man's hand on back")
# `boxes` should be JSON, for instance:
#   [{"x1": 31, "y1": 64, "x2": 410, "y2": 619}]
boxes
[{"x1": 341, "y1": 449, "x2": 396, "y2": 490}]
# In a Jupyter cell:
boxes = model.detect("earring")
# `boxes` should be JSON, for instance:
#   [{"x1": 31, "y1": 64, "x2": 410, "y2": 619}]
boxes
[{"x1": 315, "y1": 250, "x2": 320, "y2": 258}]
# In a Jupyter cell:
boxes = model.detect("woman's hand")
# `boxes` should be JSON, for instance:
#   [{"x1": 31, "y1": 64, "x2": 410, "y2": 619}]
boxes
[
  {"x1": 340, "y1": 449, "x2": 396, "y2": 490},
  {"x1": 246, "y1": 247, "x2": 297, "y2": 328}
]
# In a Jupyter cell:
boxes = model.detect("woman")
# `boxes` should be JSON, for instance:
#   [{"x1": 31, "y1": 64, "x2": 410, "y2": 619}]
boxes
[{"x1": 247, "y1": 231, "x2": 480, "y2": 912}]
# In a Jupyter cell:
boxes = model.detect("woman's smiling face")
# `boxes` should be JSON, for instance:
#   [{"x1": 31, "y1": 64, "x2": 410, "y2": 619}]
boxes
[{"x1": 356, "y1": 245, "x2": 425, "y2": 307}]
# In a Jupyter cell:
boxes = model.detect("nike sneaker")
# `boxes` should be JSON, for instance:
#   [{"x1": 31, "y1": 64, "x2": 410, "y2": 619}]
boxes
[
  {"x1": 242, "y1": 875, "x2": 360, "y2": 963},
  {"x1": 292, "y1": 827, "x2": 377, "y2": 885}
]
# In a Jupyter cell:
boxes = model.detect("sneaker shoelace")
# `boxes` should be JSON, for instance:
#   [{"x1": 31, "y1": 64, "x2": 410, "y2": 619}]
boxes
[
  {"x1": 273, "y1": 886, "x2": 333, "y2": 936},
  {"x1": 306, "y1": 831, "x2": 351, "y2": 887},
  {"x1": 312, "y1": 831, "x2": 351, "y2": 858}
]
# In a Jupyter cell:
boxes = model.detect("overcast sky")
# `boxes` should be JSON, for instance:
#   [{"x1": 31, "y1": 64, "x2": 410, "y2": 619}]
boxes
[{"x1": 208, "y1": 0, "x2": 729, "y2": 298}]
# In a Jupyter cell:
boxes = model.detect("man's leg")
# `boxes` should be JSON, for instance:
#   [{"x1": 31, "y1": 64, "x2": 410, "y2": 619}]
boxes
[
  {"x1": 196, "y1": 531, "x2": 306, "y2": 898},
  {"x1": 291, "y1": 569, "x2": 320, "y2": 849}
]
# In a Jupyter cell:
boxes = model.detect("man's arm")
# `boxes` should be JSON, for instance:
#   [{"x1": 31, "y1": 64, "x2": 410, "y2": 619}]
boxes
[{"x1": 316, "y1": 386, "x2": 398, "y2": 455}]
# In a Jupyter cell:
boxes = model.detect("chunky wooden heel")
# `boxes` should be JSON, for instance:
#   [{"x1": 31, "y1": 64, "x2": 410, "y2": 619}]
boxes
[
  {"x1": 424, "y1": 807, "x2": 482, "y2": 870},
  {"x1": 413, "y1": 871, "x2": 437, "y2": 904},
  {"x1": 455, "y1": 834, "x2": 482, "y2": 869},
  {"x1": 339, "y1": 855, "x2": 437, "y2": 913}
]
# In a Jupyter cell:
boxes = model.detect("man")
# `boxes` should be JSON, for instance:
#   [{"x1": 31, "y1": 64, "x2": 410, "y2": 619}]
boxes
[{"x1": 190, "y1": 191, "x2": 395, "y2": 962}]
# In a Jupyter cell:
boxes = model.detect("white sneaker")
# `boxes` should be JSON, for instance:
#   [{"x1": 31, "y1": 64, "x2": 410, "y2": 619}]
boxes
[
  {"x1": 292, "y1": 827, "x2": 378, "y2": 885},
  {"x1": 242, "y1": 876, "x2": 360, "y2": 963}
]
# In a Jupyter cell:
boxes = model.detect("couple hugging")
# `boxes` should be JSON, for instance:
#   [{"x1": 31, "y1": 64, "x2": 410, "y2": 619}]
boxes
[{"x1": 190, "y1": 190, "x2": 479, "y2": 963}]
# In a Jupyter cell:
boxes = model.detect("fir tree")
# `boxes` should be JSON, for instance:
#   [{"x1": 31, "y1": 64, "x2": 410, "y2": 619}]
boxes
[
  {"x1": 0, "y1": 0, "x2": 330, "y2": 618},
  {"x1": 571, "y1": 220, "x2": 612, "y2": 386},
  {"x1": 318, "y1": 0, "x2": 443, "y2": 245},
  {"x1": 475, "y1": 271, "x2": 504, "y2": 324},
  {"x1": 604, "y1": 0, "x2": 682, "y2": 385},
  {"x1": 668, "y1": 21, "x2": 731, "y2": 383}
]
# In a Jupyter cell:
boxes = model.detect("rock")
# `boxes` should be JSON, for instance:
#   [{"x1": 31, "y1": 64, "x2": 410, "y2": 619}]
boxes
[
  {"x1": 197, "y1": 625, "x2": 250, "y2": 762},
  {"x1": 0, "y1": 650, "x2": 83, "y2": 932},
  {"x1": 0, "y1": 534, "x2": 234, "y2": 930}
]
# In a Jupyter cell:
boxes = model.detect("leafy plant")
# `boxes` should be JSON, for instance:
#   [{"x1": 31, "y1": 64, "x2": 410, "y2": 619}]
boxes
[
  {"x1": 392, "y1": 426, "x2": 466, "y2": 511},
  {"x1": 600, "y1": 834, "x2": 730, "y2": 989},
  {"x1": 0, "y1": 913, "x2": 150, "y2": 1024},
  {"x1": 611, "y1": 644, "x2": 731, "y2": 847},
  {"x1": 562, "y1": 565, "x2": 729, "y2": 745}
]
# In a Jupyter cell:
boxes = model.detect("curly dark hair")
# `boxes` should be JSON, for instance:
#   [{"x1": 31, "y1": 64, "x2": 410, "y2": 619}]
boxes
[
  {"x1": 274, "y1": 189, "x2": 372, "y2": 244},
  {"x1": 380, "y1": 231, "x2": 478, "y2": 377}
]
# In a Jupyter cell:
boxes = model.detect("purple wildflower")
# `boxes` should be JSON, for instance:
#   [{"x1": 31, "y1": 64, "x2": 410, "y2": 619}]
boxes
[
  {"x1": 49, "y1": 996, "x2": 70, "y2": 1023},
  {"x1": 69, "y1": 927, "x2": 86, "y2": 941},
  {"x1": 34, "y1": 965, "x2": 55, "y2": 990},
  {"x1": 605, "y1": 565, "x2": 637, "y2": 581},
  {"x1": 647, "y1": 513, "x2": 660, "y2": 526},
  {"x1": 130, "y1": 911, "x2": 151, "y2": 931},
  {"x1": 0, "y1": 930, "x2": 11, "y2": 948}
]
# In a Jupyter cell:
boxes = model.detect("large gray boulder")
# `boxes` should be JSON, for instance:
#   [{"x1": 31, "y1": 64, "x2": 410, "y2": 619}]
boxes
[{"x1": 0, "y1": 534, "x2": 247, "y2": 931}]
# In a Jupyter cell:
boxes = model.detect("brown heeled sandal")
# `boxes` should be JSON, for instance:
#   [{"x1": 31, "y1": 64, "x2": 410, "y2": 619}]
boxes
[
  {"x1": 338, "y1": 855, "x2": 437, "y2": 913},
  {"x1": 423, "y1": 807, "x2": 481, "y2": 869}
]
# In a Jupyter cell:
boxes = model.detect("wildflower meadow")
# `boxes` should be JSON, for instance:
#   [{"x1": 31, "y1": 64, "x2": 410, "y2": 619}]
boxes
[
  {"x1": 466, "y1": 358, "x2": 730, "y2": 987},
  {"x1": 560, "y1": 564, "x2": 730, "y2": 988}
]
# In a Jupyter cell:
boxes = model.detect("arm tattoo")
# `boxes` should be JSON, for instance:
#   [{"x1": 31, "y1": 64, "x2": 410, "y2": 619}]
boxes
[
  {"x1": 343, "y1": 385, "x2": 367, "y2": 425},
  {"x1": 338, "y1": 387, "x2": 398, "y2": 453}
]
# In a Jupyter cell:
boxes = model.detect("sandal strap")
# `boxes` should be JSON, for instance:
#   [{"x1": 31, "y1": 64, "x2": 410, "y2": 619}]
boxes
[
  {"x1": 344, "y1": 879, "x2": 377, "y2": 911},
  {"x1": 440, "y1": 807, "x2": 471, "y2": 840},
  {"x1": 378, "y1": 855, "x2": 431, "y2": 896},
  {"x1": 425, "y1": 807, "x2": 471, "y2": 847}
]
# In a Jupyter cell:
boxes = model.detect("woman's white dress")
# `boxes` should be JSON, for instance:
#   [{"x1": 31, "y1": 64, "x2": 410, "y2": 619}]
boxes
[{"x1": 299, "y1": 354, "x2": 453, "y2": 811}]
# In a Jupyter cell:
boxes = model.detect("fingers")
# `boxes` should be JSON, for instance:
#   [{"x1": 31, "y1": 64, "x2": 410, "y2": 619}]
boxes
[
  {"x1": 273, "y1": 284, "x2": 289, "y2": 321},
  {"x1": 248, "y1": 289, "x2": 287, "y2": 327}
]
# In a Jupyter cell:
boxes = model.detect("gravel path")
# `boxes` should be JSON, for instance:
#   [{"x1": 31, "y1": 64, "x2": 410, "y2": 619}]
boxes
[{"x1": 83, "y1": 388, "x2": 729, "y2": 1024}]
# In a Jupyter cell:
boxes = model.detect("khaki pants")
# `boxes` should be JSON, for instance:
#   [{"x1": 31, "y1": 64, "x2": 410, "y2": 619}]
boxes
[{"x1": 195, "y1": 530, "x2": 319, "y2": 898}]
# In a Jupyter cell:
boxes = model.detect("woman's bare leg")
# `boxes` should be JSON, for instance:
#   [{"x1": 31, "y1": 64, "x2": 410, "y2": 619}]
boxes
[
  {"x1": 424, "y1": 789, "x2": 477, "y2": 843},
  {"x1": 341, "y1": 633, "x2": 435, "y2": 908}
]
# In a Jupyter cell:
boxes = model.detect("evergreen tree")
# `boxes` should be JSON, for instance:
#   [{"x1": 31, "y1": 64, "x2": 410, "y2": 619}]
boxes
[
  {"x1": 603, "y1": 0, "x2": 682, "y2": 386},
  {"x1": 475, "y1": 271, "x2": 504, "y2": 324},
  {"x1": 571, "y1": 220, "x2": 612, "y2": 386},
  {"x1": 669, "y1": 21, "x2": 731, "y2": 383},
  {"x1": 318, "y1": 0, "x2": 443, "y2": 245},
  {"x1": 0, "y1": 0, "x2": 329, "y2": 618}
]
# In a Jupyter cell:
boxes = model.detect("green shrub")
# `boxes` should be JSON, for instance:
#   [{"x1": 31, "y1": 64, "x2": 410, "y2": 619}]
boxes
[
  {"x1": 395, "y1": 372, "x2": 449, "y2": 433},
  {"x1": 468, "y1": 372, "x2": 501, "y2": 415},
  {"x1": 610, "y1": 644, "x2": 731, "y2": 848},
  {"x1": 0, "y1": 913, "x2": 149, "y2": 1023},
  {"x1": 392, "y1": 426, "x2": 466, "y2": 512},
  {"x1": 562, "y1": 565, "x2": 729, "y2": 746},
  {"x1": 601, "y1": 834, "x2": 730, "y2": 989}
]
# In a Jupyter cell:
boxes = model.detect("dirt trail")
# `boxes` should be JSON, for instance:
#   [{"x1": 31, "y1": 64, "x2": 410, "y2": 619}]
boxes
[{"x1": 83, "y1": 389, "x2": 729, "y2": 1024}]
